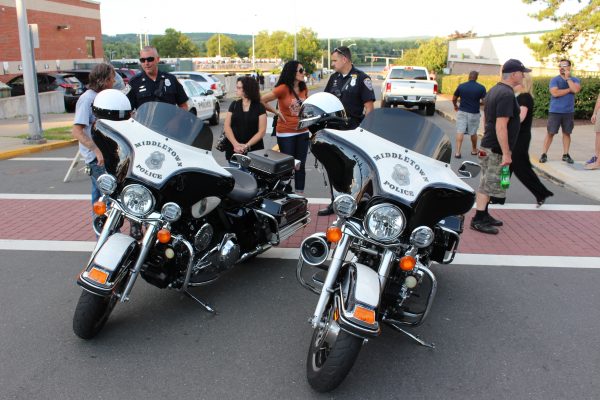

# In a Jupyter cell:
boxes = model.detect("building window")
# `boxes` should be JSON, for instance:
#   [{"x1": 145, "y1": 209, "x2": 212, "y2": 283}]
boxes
[{"x1": 86, "y1": 39, "x2": 95, "y2": 58}]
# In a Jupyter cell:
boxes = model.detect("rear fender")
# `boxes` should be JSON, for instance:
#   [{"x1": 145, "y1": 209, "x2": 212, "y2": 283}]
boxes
[{"x1": 78, "y1": 233, "x2": 137, "y2": 296}]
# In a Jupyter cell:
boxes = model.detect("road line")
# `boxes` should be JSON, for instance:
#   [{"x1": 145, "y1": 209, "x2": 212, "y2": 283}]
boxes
[
  {"x1": 8, "y1": 157, "x2": 75, "y2": 161},
  {"x1": 0, "y1": 193, "x2": 598, "y2": 211},
  {"x1": 1, "y1": 239, "x2": 599, "y2": 268}
]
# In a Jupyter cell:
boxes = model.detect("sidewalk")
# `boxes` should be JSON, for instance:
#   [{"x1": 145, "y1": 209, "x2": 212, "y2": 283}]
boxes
[{"x1": 435, "y1": 94, "x2": 600, "y2": 202}]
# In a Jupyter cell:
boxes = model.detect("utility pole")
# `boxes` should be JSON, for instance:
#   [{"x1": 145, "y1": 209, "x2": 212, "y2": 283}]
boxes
[
  {"x1": 327, "y1": 38, "x2": 330, "y2": 72},
  {"x1": 15, "y1": 0, "x2": 44, "y2": 144}
]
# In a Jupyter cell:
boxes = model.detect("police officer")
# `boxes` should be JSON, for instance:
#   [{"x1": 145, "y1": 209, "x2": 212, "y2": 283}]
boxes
[
  {"x1": 319, "y1": 45, "x2": 375, "y2": 215},
  {"x1": 127, "y1": 46, "x2": 188, "y2": 110}
]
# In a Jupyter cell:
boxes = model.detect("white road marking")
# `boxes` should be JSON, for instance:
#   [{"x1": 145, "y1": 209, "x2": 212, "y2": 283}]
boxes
[
  {"x1": 0, "y1": 193, "x2": 599, "y2": 211},
  {"x1": 9, "y1": 157, "x2": 75, "y2": 161},
  {"x1": 0, "y1": 239, "x2": 598, "y2": 268}
]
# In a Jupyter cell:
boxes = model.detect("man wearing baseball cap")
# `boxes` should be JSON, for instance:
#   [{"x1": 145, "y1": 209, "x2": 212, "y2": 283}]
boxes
[{"x1": 471, "y1": 59, "x2": 530, "y2": 234}]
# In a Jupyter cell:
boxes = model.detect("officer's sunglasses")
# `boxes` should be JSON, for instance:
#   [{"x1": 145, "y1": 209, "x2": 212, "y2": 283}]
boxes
[
  {"x1": 139, "y1": 57, "x2": 155, "y2": 63},
  {"x1": 333, "y1": 48, "x2": 350, "y2": 59}
]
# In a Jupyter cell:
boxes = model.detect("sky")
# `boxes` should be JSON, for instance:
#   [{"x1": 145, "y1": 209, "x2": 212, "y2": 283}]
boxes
[{"x1": 99, "y1": 0, "x2": 563, "y2": 39}]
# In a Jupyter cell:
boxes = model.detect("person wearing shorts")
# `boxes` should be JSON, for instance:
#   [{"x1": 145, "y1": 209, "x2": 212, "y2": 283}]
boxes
[
  {"x1": 471, "y1": 59, "x2": 528, "y2": 235},
  {"x1": 539, "y1": 59, "x2": 581, "y2": 164},
  {"x1": 452, "y1": 71, "x2": 486, "y2": 158}
]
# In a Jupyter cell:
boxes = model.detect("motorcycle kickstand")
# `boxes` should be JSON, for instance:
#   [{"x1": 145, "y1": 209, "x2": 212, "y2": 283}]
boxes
[
  {"x1": 385, "y1": 321, "x2": 435, "y2": 349},
  {"x1": 184, "y1": 290, "x2": 217, "y2": 315}
]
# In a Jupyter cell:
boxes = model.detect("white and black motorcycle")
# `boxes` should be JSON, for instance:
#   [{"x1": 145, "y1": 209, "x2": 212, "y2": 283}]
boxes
[
  {"x1": 295, "y1": 93, "x2": 481, "y2": 392},
  {"x1": 73, "y1": 90, "x2": 309, "y2": 339}
]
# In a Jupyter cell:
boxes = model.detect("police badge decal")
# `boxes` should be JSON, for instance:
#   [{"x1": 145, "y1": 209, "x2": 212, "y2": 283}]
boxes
[
  {"x1": 146, "y1": 151, "x2": 166, "y2": 170},
  {"x1": 391, "y1": 164, "x2": 410, "y2": 186}
]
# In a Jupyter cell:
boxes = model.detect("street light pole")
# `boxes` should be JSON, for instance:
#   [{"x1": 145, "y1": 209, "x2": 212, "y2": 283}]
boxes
[
  {"x1": 15, "y1": 0, "x2": 44, "y2": 143},
  {"x1": 294, "y1": 28, "x2": 297, "y2": 60}
]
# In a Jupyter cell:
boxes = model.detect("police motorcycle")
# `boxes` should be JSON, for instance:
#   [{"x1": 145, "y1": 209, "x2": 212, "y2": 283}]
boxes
[
  {"x1": 295, "y1": 93, "x2": 481, "y2": 392},
  {"x1": 73, "y1": 89, "x2": 309, "y2": 339}
]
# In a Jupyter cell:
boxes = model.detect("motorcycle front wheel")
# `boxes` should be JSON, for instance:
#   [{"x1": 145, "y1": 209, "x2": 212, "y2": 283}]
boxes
[{"x1": 306, "y1": 302, "x2": 363, "y2": 392}]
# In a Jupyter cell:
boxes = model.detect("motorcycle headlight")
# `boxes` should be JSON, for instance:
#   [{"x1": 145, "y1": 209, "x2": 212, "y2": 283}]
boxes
[
  {"x1": 333, "y1": 194, "x2": 357, "y2": 218},
  {"x1": 96, "y1": 174, "x2": 117, "y2": 195},
  {"x1": 120, "y1": 184, "x2": 155, "y2": 217},
  {"x1": 410, "y1": 226, "x2": 434, "y2": 248},
  {"x1": 364, "y1": 203, "x2": 405, "y2": 242},
  {"x1": 161, "y1": 202, "x2": 182, "y2": 222}
]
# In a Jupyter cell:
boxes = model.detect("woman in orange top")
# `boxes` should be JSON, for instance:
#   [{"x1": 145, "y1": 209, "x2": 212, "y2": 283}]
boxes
[{"x1": 261, "y1": 60, "x2": 309, "y2": 194}]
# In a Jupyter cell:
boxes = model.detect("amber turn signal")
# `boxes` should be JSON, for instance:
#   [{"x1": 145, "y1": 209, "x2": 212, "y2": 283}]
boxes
[
  {"x1": 399, "y1": 255, "x2": 416, "y2": 271},
  {"x1": 353, "y1": 305, "x2": 376, "y2": 325},
  {"x1": 157, "y1": 228, "x2": 171, "y2": 243},
  {"x1": 93, "y1": 201, "x2": 107, "y2": 215},
  {"x1": 326, "y1": 226, "x2": 343, "y2": 243}
]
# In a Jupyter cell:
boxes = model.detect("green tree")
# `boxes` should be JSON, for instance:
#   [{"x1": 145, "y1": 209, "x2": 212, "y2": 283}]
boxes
[
  {"x1": 151, "y1": 28, "x2": 199, "y2": 58},
  {"x1": 277, "y1": 27, "x2": 321, "y2": 73},
  {"x1": 206, "y1": 34, "x2": 238, "y2": 57},
  {"x1": 103, "y1": 41, "x2": 139, "y2": 59},
  {"x1": 396, "y1": 37, "x2": 448, "y2": 72},
  {"x1": 523, "y1": 0, "x2": 599, "y2": 61}
]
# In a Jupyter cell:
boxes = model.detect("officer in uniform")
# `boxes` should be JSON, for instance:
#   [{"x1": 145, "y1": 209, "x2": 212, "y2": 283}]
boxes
[
  {"x1": 127, "y1": 46, "x2": 188, "y2": 110},
  {"x1": 319, "y1": 45, "x2": 375, "y2": 215}
]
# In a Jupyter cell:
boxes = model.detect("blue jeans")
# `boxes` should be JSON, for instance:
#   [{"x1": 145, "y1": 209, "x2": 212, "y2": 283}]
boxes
[
  {"x1": 277, "y1": 133, "x2": 309, "y2": 191},
  {"x1": 89, "y1": 160, "x2": 106, "y2": 205}
]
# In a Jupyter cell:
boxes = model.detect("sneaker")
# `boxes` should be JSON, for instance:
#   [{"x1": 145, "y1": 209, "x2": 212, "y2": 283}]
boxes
[
  {"x1": 539, "y1": 153, "x2": 547, "y2": 163},
  {"x1": 562, "y1": 153, "x2": 574, "y2": 164},
  {"x1": 585, "y1": 155, "x2": 598, "y2": 165},
  {"x1": 470, "y1": 219, "x2": 499, "y2": 234}
]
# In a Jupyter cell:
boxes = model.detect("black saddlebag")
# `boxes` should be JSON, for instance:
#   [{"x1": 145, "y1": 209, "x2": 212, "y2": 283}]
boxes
[
  {"x1": 248, "y1": 149, "x2": 295, "y2": 179},
  {"x1": 261, "y1": 196, "x2": 308, "y2": 228}
]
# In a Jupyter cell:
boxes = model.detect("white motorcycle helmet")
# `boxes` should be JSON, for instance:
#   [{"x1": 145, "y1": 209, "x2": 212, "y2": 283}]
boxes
[
  {"x1": 297, "y1": 92, "x2": 348, "y2": 133},
  {"x1": 92, "y1": 88, "x2": 132, "y2": 121}
]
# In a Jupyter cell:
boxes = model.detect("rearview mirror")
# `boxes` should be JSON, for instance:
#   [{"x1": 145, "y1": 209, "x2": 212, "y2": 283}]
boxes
[
  {"x1": 205, "y1": 89, "x2": 214, "y2": 95},
  {"x1": 458, "y1": 161, "x2": 481, "y2": 179}
]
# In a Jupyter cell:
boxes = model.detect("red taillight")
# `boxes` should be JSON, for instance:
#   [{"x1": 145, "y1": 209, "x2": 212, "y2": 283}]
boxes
[
  {"x1": 385, "y1": 82, "x2": 391, "y2": 92},
  {"x1": 211, "y1": 83, "x2": 217, "y2": 90},
  {"x1": 59, "y1": 83, "x2": 74, "y2": 89},
  {"x1": 433, "y1": 83, "x2": 438, "y2": 94}
]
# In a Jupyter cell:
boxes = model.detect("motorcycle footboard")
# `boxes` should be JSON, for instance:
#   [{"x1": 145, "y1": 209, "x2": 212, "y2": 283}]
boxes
[{"x1": 78, "y1": 233, "x2": 137, "y2": 296}]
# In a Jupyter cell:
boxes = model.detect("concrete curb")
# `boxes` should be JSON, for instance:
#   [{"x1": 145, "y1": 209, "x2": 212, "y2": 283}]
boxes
[{"x1": 0, "y1": 139, "x2": 77, "y2": 160}]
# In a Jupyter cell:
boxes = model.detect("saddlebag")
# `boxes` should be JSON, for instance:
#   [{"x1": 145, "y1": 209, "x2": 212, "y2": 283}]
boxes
[
  {"x1": 261, "y1": 196, "x2": 308, "y2": 228},
  {"x1": 247, "y1": 149, "x2": 294, "y2": 179}
]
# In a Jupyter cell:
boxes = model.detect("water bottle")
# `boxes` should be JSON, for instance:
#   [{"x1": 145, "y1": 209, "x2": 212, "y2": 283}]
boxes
[{"x1": 500, "y1": 166, "x2": 510, "y2": 189}]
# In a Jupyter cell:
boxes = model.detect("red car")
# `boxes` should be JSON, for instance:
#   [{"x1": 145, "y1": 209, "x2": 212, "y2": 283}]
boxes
[{"x1": 116, "y1": 68, "x2": 139, "y2": 84}]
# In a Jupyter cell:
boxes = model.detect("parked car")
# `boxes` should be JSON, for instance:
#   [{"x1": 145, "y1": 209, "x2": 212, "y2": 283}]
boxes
[
  {"x1": 178, "y1": 78, "x2": 220, "y2": 125},
  {"x1": 6, "y1": 72, "x2": 84, "y2": 111},
  {"x1": 68, "y1": 69, "x2": 129, "y2": 94},
  {"x1": 172, "y1": 71, "x2": 226, "y2": 99},
  {"x1": 380, "y1": 66, "x2": 437, "y2": 116},
  {"x1": 115, "y1": 68, "x2": 138, "y2": 84}
]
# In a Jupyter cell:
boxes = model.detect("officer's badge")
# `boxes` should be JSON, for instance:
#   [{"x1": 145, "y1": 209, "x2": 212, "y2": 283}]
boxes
[
  {"x1": 392, "y1": 164, "x2": 410, "y2": 186},
  {"x1": 364, "y1": 78, "x2": 373, "y2": 91},
  {"x1": 145, "y1": 151, "x2": 166, "y2": 170},
  {"x1": 350, "y1": 74, "x2": 357, "y2": 87},
  {"x1": 165, "y1": 78, "x2": 171, "y2": 87}
]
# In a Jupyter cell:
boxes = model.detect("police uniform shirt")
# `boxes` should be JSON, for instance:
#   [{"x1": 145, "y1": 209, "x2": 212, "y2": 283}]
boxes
[
  {"x1": 325, "y1": 66, "x2": 375, "y2": 125},
  {"x1": 127, "y1": 71, "x2": 188, "y2": 109}
]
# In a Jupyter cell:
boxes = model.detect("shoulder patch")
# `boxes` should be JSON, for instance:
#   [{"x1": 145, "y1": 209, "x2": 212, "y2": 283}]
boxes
[{"x1": 364, "y1": 78, "x2": 373, "y2": 91}]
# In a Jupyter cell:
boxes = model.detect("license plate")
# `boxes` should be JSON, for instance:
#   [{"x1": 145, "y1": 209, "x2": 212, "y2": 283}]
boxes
[{"x1": 407, "y1": 96, "x2": 417, "y2": 101}]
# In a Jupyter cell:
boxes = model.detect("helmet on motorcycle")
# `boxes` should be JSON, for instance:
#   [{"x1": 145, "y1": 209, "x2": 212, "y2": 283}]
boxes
[
  {"x1": 92, "y1": 88, "x2": 132, "y2": 121},
  {"x1": 297, "y1": 92, "x2": 348, "y2": 133}
]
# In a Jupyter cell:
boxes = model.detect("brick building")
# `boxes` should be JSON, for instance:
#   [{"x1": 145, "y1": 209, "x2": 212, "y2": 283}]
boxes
[{"x1": 0, "y1": 0, "x2": 103, "y2": 83}]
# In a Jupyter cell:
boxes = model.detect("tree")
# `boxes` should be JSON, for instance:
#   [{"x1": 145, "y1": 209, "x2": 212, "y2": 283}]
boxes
[
  {"x1": 522, "y1": 0, "x2": 600, "y2": 61},
  {"x1": 206, "y1": 34, "x2": 237, "y2": 57},
  {"x1": 396, "y1": 37, "x2": 448, "y2": 72},
  {"x1": 278, "y1": 27, "x2": 321, "y2": 73},
  {"x1": 103, "y1": 41, "x2": 139, "y2": 59},
  {"x1": 151, "y1": 28, "x2": 199, "y2": 58}
]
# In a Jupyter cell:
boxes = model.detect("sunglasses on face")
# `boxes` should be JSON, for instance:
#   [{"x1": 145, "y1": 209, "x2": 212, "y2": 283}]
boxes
[
  {"x1": 297, "y1": 68, "x2": 304, "y2": 73},
  {"x1": 139, "y1": 57, "x2": 155, "y2": 63}
]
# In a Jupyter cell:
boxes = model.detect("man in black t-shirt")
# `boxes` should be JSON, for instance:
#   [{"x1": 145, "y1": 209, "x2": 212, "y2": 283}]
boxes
[
  {"x1": 319, "y1": 46, "x2": 376, "y2": 216},
  {"x1": 471, "y1": 59, "x2": 530, "y2": 234}
]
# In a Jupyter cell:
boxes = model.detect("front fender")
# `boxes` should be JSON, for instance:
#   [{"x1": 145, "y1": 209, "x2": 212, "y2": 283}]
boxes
[{"x1": 78, "y1": 233, "x2": 137, "y2": 296}]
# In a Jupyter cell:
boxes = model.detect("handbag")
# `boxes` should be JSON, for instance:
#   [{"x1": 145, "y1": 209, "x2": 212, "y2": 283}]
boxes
[{"x1": 215, "y1": 132, "x2": 228, "y2": 152}]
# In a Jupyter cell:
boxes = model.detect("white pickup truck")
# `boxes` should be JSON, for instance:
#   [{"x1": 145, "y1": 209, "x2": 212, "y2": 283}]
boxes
[{"x1": 380, "y1": 66, "x2": 437, "y2": 116}]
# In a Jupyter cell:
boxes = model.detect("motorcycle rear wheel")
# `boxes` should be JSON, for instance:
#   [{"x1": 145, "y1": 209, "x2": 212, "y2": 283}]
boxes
[{"x1": 306, "y1": 303, "x2": 363, "y2": 392}]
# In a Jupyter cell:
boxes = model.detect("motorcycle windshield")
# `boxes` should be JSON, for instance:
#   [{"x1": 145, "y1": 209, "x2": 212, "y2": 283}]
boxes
[
  {"x1": 133, "y1": 101, "x2": 213, "y2": 151},
  {"x1": 359, "y1": 108, "x2": 451, "y2": 163}
]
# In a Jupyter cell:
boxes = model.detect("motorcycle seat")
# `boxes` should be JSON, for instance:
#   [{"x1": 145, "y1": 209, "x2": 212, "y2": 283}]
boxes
[{"x1": 224, "y1": 167, "x2": 259, "y2": 203}]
